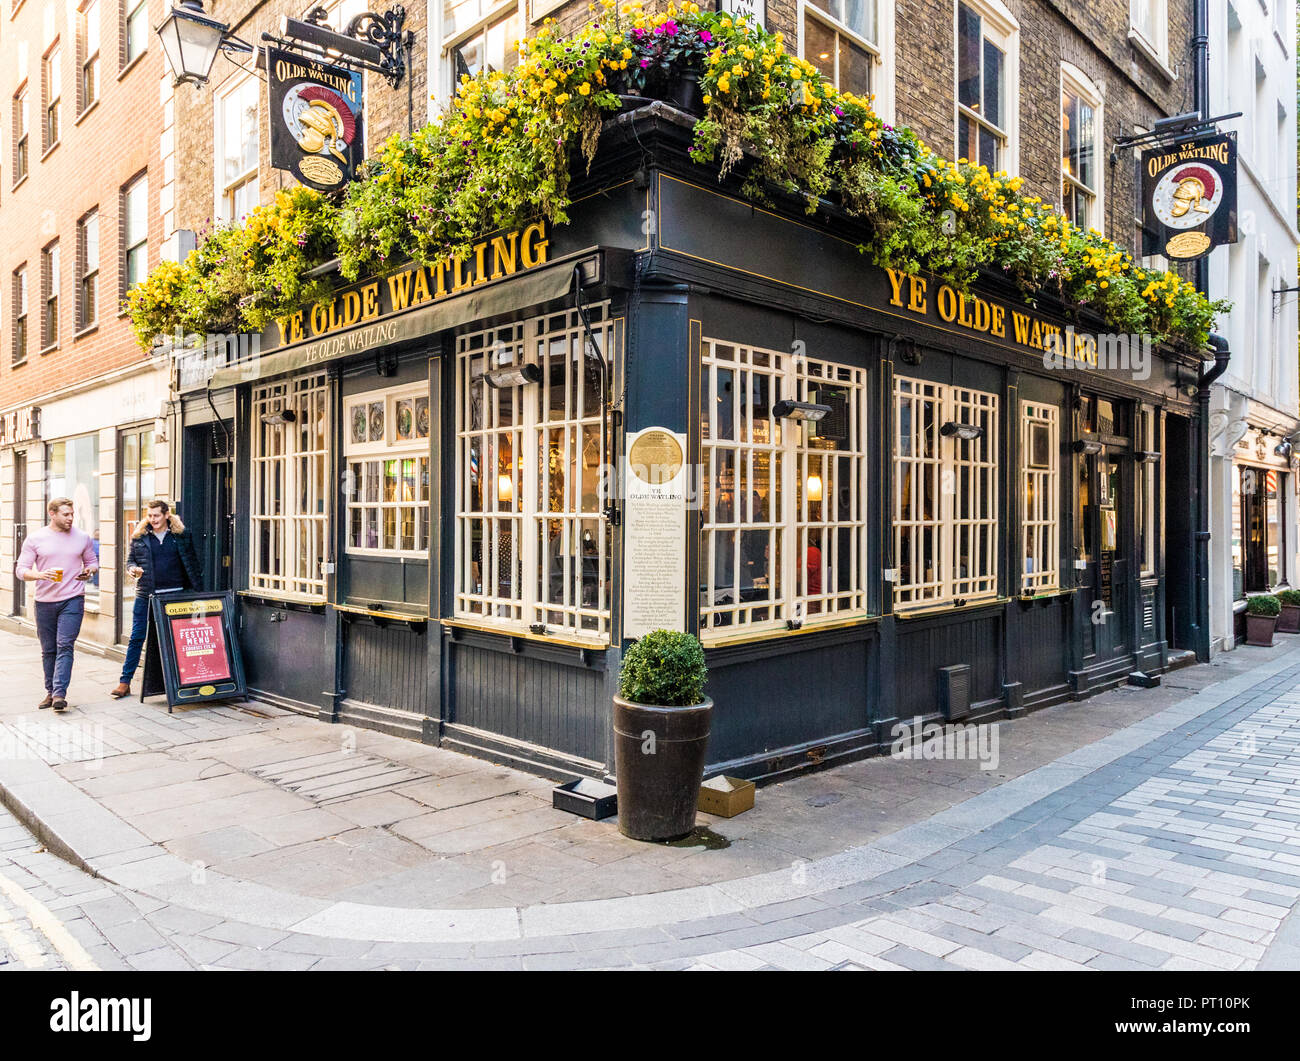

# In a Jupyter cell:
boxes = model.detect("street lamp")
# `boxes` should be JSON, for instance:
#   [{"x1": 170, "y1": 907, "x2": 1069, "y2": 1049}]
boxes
[{"x1": 157, "y1": 0, "x2": 253, "y2": 88}]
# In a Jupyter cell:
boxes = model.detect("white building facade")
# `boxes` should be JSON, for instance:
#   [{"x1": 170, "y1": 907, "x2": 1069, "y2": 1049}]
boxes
[{"x1": 1206, "y1": 0, "x2": 1300, "y2": 651}]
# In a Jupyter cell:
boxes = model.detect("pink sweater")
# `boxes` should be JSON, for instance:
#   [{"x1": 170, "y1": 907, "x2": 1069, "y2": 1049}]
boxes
[{"x1": 16, "y1": 526, "x2": 98, "y2": 603}]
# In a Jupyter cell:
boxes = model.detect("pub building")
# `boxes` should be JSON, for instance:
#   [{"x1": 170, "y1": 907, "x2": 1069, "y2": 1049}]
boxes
[{"x1": 176, "y1": 105, "x2": 1207, "y2": 783}]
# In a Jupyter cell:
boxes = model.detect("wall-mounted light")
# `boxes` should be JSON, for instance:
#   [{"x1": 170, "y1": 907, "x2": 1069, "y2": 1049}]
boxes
[
  {"x1": 806, "y1": 474, "x2": 823, "y2": 502},
  {"x1": 156, "y1": 0, "x2": 253, "y2": 88},
  {"x1": 260, "y1": 409, "x2": 297, "y2": 426},
  {"x1": 1073, "y1": 439, "x2": 1103, "y2": 455},
  {"x1": 1134, "y1": 450, "x2": 1162, "y2": 463},
  {"x1": 1275, "y1": 440, "x2": 1293, "y2": 458},
  {"x1": 940, "y1": 421, "x2": 984, "y2": 441},
  {"x1": 481, "y1": 363, "x2": 542, "y2": 388},
  {"x1": 773, "y1": 399, "x2": 831, "y2": 421}
]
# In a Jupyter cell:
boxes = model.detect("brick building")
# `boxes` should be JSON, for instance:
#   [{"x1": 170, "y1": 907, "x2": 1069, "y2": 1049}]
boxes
[{"x1": 0, "y1": 0, "x2": 174, "y2": 651}]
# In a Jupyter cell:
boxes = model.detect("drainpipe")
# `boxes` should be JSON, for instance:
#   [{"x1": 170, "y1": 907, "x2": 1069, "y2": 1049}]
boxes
[
  {"x1": 1192, "y1": 0, "x2": 1211, "y2": 296},
  {"x1": 1195, "y1": 334, "x2": 1232, "y2": 659}
]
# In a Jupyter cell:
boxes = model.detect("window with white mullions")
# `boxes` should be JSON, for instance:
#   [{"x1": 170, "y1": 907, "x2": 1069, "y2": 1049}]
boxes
[
  {"x1": 1020, "y1": 402, "x2": 1059, "y2": 594},
  {"x1": 699, "y1": 340, "x2": 867, "y2": 639},
  {"x1": 801, "y1": 0, "x2": 877, "y2": 97},
  {"x1": 454, "y1": 304, "x2": 613, "y2": 640},
  {"x1": 894, "y1": 375, "x2": 999, "y2": 608},
  {"x1": 1061, "y1": 64, "x2": 1103, "y2": 231},
  {"x1": 250, "y1": 373, "x2": 330, "y2": 599},
  {"x1": 441, "y1": 0, "x2": 522, "y2": 100},
  {"x1": 894, "y1": 377, "x2": 943, "y2": 606},
  {"x1": 344, "y1": 383, "x2": 431, "y2": 556},
  {"x1": 1129, "y1": 0, "x2": 1168, "y2": 64},
  {"x1": 955, "y1": 0, "x2": 1017, "y2": 173}
]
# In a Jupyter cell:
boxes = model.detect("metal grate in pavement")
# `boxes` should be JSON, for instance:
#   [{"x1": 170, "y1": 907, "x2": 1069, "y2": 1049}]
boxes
[{"x1": 248, "y1": 750, "x2": 425, "y2": 805}]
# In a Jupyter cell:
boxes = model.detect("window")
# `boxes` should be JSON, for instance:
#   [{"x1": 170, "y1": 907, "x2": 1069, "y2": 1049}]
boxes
[
  {"x1": 14, "y1": 85, "x2": 28, "y2": 184},
  {"x1": 1061, "y1": 64, "x2": 1103, "y2": 231},
  {"x1": 215, "y1": 75, "x2": 259, "y2": 221},
  {"x1": 345, "y1": 384, "x2": 432, "y2": 555},
  {"x1": 801, "y1": 0, "x2": 889, "y2": 108},
  {"x1": 80, "y1": 1, "x2": 100, "y2": 113},
  {"x1": 46, "y1": 434, "x2": 101, "y2": 603},
  {"x1": 118, "y1": 426, "x2": 155, "y2": 620},
  {"x1": 250, "y1": 373, "x2": 330, "y2": 599},
  {"x1": 1239, "y1": 463, "x2": 1288, "y2": 593},
  {"x1": 12, "y1": 265, "x2": 27, "y2": 364},
  {"x1": 123, "y1": 0, "x2": 148, "y2": 68},
  {"x1": 41, "y1": 241, "x2": 59, "y2": 349},
  {"x1": 455, "y1": 304, "x2": 614, "y2": 640},
  {"x1": 77, "y1": 210, "x2": 98, "y2": 330},
  {"x1": 441, "y1": 1, "x2": 522, "y2": 101},
  {"x1": 698, "y1": 340, "x2": 868, "y2": 639},
  {"x1": 1137, "y1": 405, "x2": 1158, "y2": 576},
  {"x1": 894, "y1": 375, "x2": 999, "y2": 607},
  {"x1": 44, "y1": 44, "x2": 61, "y2": 151},
  {"x1": 122, "y1": 173, "x2": 147, "y2": 294},
  {"x1": 1021, "y1": 402, "x2": 1059, "y2": 594},
  {"x1": 1129, "y1": 0, "x2": 1168, "y2": 66},
  {"x1": 955, "y1": 0, "x2": 1017, "y2": 173}
]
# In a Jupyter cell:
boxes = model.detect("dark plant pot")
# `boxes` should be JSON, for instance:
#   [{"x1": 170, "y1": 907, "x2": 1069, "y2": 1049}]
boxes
[
  {"x1": 1245, "y1": 613, "x2": 1278, "y2": 647},
  {"x1": 668, "y1": 72, "x2": 704, "y2": 116},
  {"x1": 1278, "y1": 604, "x2": 1300, "y2": 633},
  {"x1": 613, "y1": 695, "x2": 712, "y2": 842}
]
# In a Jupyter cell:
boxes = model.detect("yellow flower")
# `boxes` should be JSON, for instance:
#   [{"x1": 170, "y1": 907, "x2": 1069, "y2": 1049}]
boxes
[
  {"x1": 578, "y1": 82, "x2": 591, "y2": 95},
  {"x1": 556, "y1": 92, "x2": 570, "y2": 104}
]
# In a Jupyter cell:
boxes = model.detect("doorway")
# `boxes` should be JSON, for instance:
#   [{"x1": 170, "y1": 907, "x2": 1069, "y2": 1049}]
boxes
[
  {"x1": 183, "y1": 421, "x2": 234, "y2": 591},
  {"x1": 1076, "y1": 397, "x2": 1133, "y2": 669},
  {"x1": 1163, "y1": 414, "x2": 1193, "y2": 650},
  {"x1": 116, "y1": 426, "x2": 156, "y2": 644}
]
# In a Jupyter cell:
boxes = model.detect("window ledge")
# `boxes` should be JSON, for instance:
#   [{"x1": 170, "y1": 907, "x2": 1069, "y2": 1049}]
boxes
[
  {"x1": 238, "y1": 589, "x2": 327, "y2": 611},
  {"x1": 701, "y1": 613, "x2": 878, "y2": 650},
  {"x1": 39, "y1": 342, "x2": 59, "y2": 356},
  {"x1": 40, "y1": 140, "x2": 60, "y2": 163},
  {"x1": 1128, "y1": 29, "x2": 1177, "y2": 82},
  {"x1": 73, "y1": 323, "x2": 98, "y2": 341},
  {"x1": 118, "y1": 51, "x2": 148, "y2": 82},
  {"x1": 11, "y1": 357, "x2": 28, "y2": 368},
  {"x1": 75, "y1": 98, "x2": 100, "y2": 126},
  {"x1": 11, "y1": 173, "x2": 28, "y2": 192},
  {"x1": 441, "y1": 616, "x2": 609, "y2": 652},
  {"x1": 893, "y1": 596, "x2": 1005, "y2": 620}
]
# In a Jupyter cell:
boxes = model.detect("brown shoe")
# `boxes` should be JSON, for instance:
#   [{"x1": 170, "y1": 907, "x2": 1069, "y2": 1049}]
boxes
[
  {"x1": 109, "y1": 683, "x2": 130, "y2": 699},
  {"x1": 52, "y1": 698, "x2": 68, "y2": 713},
  {"x1": 38, "y1": 693, "x2": 53, "y2": 710}
]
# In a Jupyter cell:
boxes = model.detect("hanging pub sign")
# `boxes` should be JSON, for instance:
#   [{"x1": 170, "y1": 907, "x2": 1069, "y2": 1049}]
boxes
[
  {"x1": 1141, "y1": 131, "x2": 1237, "y2": 261},
  {"x1": 267, "y1": 47, "x2": 364, "y2": 192},
  {"x1": 141, "y1": 591, "x2": 248, "y2": 712}
]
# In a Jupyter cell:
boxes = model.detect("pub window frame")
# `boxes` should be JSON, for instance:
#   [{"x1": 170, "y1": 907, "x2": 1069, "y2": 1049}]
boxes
[
  {"x1": 344, "y1": 382, "x2": 432, "y2": 558},
  {"x1": 77, "y1": 209, "x2": 99, "y2": 332},
  {"x1": 214, "y1": 72, "x2": 260, "y2": 223},
  {"x1": 698, "y1": 338, "x2": 869, "y2": 641},
  {"x1": 1020, "y1": 401, "x2": 1059, "y2": 594},
  {"x1": 12, "y1": 264, "x2": 28, "y2": 365},
  {"x1": 438, "y1": 0, "x2": 524, "y2": 105},
  {"x1": 122, "y1": 0, "x2": 149, "y2": 70},
  {"x1": 894, "y1": 374, "x2": 1000, "y2": 608},
  {"x1": 14, "y1": 83, "x2": 28, "y2": 186},
  {"x1": 40, "y1": 239, "x2": 59, "y2": 351},
  {"x1": 249, "y1": 372, "x2": 331, "y2": 600},
  {"x1": 454, "y1": 302, "x2": 614, "y2": 642},
  {"x1": 953, "y1": 0, "x2": 1018, "y2": 175},
  {"x1": 1061, "y1": 63, "x2": 1103, "y2": 233},
  {"x1": 43, "y1": 41, "x2": 61, "y2": 155},
  {"x1": 121, "y1": 171, "x2": 148, "y2": 297},
  {"x1": 798, "y1": 0, "x2": 893, "y2": 118},
  {"x1": 79, "y1": 0, "x2": 100, "y2": 115}
]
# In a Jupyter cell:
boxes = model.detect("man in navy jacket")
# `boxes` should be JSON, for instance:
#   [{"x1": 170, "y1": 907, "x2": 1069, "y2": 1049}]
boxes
[{"x1": 111, "y1": 499, "x2": 203, "y2": 698}]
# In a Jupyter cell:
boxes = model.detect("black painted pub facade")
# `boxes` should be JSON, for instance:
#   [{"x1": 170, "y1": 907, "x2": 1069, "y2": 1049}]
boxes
[{"x1": 175, "y1": 104, "x2": 1204, "y2": 784}]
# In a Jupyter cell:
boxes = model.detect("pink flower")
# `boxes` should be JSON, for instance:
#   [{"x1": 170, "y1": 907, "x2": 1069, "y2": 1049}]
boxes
[{"x1": 699, "y1": 30, "x2": 712, "y2": 42}]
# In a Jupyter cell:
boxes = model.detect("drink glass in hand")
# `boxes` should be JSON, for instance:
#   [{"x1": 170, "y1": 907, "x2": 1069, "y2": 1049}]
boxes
[{"x1": 51, "y1": 567, "x2": 64, "y2": 583}]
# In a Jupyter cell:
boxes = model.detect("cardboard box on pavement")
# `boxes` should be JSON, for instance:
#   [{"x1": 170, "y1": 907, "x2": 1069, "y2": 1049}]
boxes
[{"x1": 697, "y1": 775, "x2": 755, "y2": 818}]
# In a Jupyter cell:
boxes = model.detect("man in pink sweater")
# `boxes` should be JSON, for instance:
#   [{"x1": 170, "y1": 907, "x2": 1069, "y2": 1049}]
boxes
[{"x1": 15, "y1": 497, "x2": 99, "y2": 712}]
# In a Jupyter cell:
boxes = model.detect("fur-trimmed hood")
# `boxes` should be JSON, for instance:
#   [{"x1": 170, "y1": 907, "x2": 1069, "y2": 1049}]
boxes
[{"x1": 131, "y1": 514, "x2": 186, "y2": 539}]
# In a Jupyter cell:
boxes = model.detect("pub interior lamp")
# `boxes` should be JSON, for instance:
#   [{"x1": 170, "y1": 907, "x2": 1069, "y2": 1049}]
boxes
[
  {"x1": 157, "y1": 0, "x2": 254, "y2": 88},
  {"x1": 482, "y1": 363, "x2": 542, "y2": 388},
  {"x1": 497, "y1": 474, "x2": 514, "y2": 504},
  {"x1": 940, "y1": 421, "x2": 984, "y2": 441},
  {"x1": 773, "y1": 399, "x2": 831, "y2": 421},
  {"x1": 806, "y1": 473, "x2": 823, "y2": 502}
]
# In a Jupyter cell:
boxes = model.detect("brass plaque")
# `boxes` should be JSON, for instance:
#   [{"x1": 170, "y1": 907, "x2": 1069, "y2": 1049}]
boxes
[
  {"x1": 1165, "y1": 231, "x2": 1211, "y2": 259},
  {"x1": 299, "y1": 155, "x2": 344, "y2": 187},
  {"x1": 628, "y1": 430, "x2": 684, "y2": 484}
]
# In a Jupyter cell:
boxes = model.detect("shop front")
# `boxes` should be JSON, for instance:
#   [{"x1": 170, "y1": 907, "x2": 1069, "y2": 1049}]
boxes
[{"x1": 189, "y1": 108, "x2": 1204, "y2": 782}]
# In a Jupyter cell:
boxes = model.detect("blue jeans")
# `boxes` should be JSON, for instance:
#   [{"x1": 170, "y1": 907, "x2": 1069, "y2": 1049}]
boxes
[
  {"x1": 120, "y1": 593, "x2": 152, "y2": 684},
  {"x1": 35, "y1": 596, "x2": 85, "y2": 698}
]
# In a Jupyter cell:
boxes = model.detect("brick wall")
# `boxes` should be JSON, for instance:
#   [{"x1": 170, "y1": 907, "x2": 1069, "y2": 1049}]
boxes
[{"x1": 0, "y1": 0, "x2": 165, "y2": 412}]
